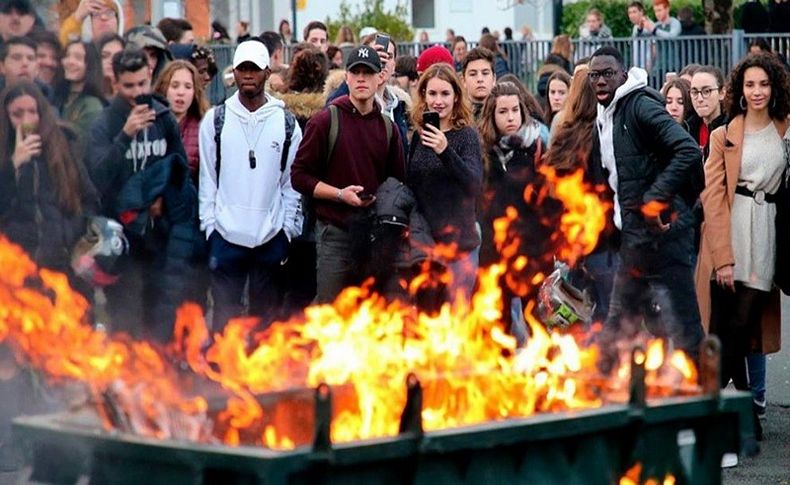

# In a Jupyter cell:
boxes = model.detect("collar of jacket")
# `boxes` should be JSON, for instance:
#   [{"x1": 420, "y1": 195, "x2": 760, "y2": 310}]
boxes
[{"x1": 724, "y1": 115, "x2": 789, "y2": 149}]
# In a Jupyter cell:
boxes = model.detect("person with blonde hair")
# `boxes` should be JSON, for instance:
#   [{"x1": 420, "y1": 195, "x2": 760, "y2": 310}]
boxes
[
  {"x1": 153, "y1": 60, "x2": 209, "y2": 184},
  {"x1": 334, "y1": 25, "x2": 355, "y2": 48},
  {"x1": 408, "y1": 63, "x2": 483, "y2": 302}
]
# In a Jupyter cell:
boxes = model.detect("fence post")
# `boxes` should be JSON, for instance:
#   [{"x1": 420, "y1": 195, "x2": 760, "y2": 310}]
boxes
[{"x1": 731, "y1": 29, "x2": 745, "y2": 67}]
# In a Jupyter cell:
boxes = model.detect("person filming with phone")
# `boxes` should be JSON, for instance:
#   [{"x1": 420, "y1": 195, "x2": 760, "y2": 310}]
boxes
[
  {"x1": 407, "y1": 63, "x2": 483, "y2": 303},
  {"x1": 86, "y1": 46, "x2": 197, "y2": 343}
]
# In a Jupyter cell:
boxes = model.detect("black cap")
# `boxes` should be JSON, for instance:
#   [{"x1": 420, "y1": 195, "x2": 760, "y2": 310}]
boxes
[
  {"x1": 345, "y1": 45, "x2": 381, "y2": 73},
  {"x1": 1, "y1": 0, "x2": 33, "y2": 14}
]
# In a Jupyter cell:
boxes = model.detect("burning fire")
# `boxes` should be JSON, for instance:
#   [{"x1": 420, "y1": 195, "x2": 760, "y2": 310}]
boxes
[
  {"x1": 620, "y1": 463, "x2": 676, "y2": 485},
  {"x1": 0, "y1": 169, "x2": 699, "y2": 449}
]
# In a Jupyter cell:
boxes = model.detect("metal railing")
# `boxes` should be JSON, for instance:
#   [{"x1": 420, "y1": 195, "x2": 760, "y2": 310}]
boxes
[{"x1": 205, "y1": 31, "x2": 790, "y2": 102}]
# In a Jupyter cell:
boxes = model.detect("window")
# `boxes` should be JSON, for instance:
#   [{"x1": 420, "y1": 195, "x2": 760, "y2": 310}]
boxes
[{"x1": 412, "y1": 0, "x2": 435, "y2": 29}]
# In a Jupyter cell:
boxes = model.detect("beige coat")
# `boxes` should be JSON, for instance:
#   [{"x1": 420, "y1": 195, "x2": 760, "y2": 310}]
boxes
[{"x1": 695, "y1": 115, "x2": 787, "y2": 354}]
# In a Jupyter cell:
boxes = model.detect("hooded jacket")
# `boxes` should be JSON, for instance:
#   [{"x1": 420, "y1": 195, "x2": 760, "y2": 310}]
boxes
[
  {"x1": 291, "y1": 95, "x2": 405, "y2": 229},
  {"x1": 596, "y1": 68, "x2": 702, "y2": 259},
  {"x1": 199, "y1": 92, "x2": 303, "y2": 248},
  {"x1": 59, "y1": 0, "x2": 125, "y2": 45},
  {"x1": 86, "y1": 95, "x2": 187, "y2": 218}
]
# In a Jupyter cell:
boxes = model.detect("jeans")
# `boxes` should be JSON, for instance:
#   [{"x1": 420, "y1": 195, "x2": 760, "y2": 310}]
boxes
[
  {"x1": 208, "y1": 230, "x2": 290, "y2": 332},
  {"x1": 579, "y1": 250, "x2": 620, "y2": 322},
  {"x1": 601, "y1": 248, "x2": 704, "y2": 367},
  {"x1": 446, "y1": 246, "x2": 480, "y2": 304},
  {"x1": 747, "y1": 353, "x2": 766, "y2": 402}
]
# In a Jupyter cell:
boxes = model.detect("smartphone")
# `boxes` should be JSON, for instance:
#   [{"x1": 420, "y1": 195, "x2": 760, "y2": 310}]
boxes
[
  {"x1": 374, "y1": 33, "x2": 390, "y2": 51},
  {"x1": 423, "y1": 111, "x2": 440, "y2": 131},
  {"x1": 134, "y1": 93, "x2": 153, "y2": 108},
  {"x1": 664, "y1": 72, "x2": 677, "y2": 83},
  {"x1": 20, "y1": 121, "x2": 37, "y2": 137},
  {"x1": 359, "y1": 193, "x2": 375, "y2": 202}
]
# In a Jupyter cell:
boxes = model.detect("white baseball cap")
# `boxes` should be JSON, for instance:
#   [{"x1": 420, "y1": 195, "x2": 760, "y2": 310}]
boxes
[{"x1": 232, "y1": 40, "x2": 270, "y2": 70}]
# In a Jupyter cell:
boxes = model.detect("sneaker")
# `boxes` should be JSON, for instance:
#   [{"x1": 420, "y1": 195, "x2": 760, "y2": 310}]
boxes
[
  {"x1": 721, "y1": 453, "x2": 738, "y2": 468},
  {"x1": 754, "y1": 398, "x2": 766, "y2": 420}
]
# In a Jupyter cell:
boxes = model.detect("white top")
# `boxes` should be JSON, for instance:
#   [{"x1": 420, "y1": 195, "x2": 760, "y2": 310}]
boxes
[
  {"x1": 730, "y1": 123, "x2": 785, "y2": 291},
  {"x1": 198, "y1": 93, "x2": 303, "y2": 248}
]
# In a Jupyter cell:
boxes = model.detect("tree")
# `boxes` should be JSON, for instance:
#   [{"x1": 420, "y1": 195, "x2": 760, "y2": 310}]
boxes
[
  {"x1": 703, "y1": 0, "x2": 734, "y2": 33},
  {"x1": 325, "y1": 0, "x2": 414, "y2": 42}
]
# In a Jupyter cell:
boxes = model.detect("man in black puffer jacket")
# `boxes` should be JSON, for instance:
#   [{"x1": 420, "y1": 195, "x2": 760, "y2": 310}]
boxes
[{"x1": 590, "y1": 46, "x2": 704, "y2": 366}]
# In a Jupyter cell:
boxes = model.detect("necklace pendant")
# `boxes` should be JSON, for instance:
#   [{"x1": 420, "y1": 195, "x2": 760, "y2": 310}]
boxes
[{"x1": 249, "y1": 149, "x2": 256, "y2": 169}]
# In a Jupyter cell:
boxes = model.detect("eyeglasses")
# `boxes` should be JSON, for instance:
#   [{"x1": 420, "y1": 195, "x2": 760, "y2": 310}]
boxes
[
  {"x1": 91, "y1": 9, "x2": 117, "y2": 20},
  {"x1": 689, "y1": 87, "x2": 719, "y2": 99},
  {"x1": 588, "y1": 69, "x2": 618, "y2": 81}
]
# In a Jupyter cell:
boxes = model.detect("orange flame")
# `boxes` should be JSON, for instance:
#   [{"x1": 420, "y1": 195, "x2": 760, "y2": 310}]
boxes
[
  {"x1": 620, "y1": 463, "x2": 676, "y2": 485},
  {"x1": 0, "y1": 168, "x2": 698, "y2": 449}
]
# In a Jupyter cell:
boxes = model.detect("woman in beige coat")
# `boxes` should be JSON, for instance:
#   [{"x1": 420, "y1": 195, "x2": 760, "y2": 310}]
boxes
[{"x1": 696, "y1": 53, "x2": 789, "y2": 417}]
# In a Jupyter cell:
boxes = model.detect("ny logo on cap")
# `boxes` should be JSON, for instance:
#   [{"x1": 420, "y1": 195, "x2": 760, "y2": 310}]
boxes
[{"x1": 358, "y1": 47, "x2": 369, "y2": 58}]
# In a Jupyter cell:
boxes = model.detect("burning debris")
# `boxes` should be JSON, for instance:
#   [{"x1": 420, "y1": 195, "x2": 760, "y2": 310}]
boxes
[{"x1": 0, "y1": 168, "x2": 704, "y2": 452}]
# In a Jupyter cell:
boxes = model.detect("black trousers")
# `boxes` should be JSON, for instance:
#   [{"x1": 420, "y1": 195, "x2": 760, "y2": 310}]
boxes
[{"x1": 709, "y1": 282, "x2": 766, "y2": 390}]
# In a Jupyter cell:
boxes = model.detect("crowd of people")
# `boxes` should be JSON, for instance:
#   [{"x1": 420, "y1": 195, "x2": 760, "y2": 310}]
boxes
[{"x1": 1, "y1": 0, "x2": 789, "y2": 470}]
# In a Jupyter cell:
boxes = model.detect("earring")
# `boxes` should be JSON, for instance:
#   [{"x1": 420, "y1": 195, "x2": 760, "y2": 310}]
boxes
[
  {"x1": 740, "y1": 96, "x2": 747, "y2": 110},
  {"x1": 772, "y1": 97, "x2": 776, "y2": 109}
]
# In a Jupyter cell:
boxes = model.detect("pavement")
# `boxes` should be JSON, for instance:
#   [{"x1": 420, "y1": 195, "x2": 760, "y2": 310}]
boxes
[{"x1": 720, "y1": 294, "x2": 790, "y2": 485}]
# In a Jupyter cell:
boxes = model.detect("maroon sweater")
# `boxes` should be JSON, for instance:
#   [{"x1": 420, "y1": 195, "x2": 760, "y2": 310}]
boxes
[{"x1": 291, "y1": 95, "x2": 405, "y2": 229}]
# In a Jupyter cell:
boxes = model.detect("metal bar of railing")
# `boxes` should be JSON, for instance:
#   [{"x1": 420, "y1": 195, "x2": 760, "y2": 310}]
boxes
[{"x1": 204, "y1": 31, "x2": 787, "y2": 102}]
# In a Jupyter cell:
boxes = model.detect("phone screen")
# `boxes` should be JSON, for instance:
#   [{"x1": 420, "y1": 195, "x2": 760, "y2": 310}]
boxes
[
  {"x1": 423, "y1": 111, "x2": 440, "y2": 130},
  {"x1": 375, "y1": 34, "x2": 390, "y2": 51},
  {"x1": 134, "y1": 94, "x2": 153, "y2": 108}
]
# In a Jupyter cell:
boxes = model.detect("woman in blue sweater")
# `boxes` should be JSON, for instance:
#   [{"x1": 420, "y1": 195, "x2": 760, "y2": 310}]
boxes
[{"x1": 408, "y1": 63, "x2": 483, "y2": 303}]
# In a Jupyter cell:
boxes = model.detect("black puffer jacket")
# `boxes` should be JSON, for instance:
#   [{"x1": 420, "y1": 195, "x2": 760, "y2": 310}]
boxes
[
  {"x1": 374, "y1": 177, "x2": 436, "y2": 269},
  {"x1": 607, "y1": 88, "x2": 702, "y2": 259}
]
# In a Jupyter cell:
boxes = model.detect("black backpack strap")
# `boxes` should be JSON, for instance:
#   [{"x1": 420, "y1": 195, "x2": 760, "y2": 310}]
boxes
[
  {"x1": 213, "y1": 104, "x2": 226, "y2": 187},
  {"x1": 327, "y1": 104, "x2": 339, "y2": 162},
  {"x1": 280, "y1": 110, "x2": 296, "y2": 173}
]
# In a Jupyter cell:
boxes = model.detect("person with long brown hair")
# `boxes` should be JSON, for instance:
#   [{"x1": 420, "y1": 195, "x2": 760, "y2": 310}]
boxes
[
  {"x1": 697, "y1": 53, "x2": 790, "y2": 440},
  {"x1": 0, "y1": 81, "x2": 97, "y2": 276},
  {"x1": 153, "y1": 60, "x2": 209, "y2": 184},
  {"x1": 544, "y1": 66, "x2": 618, "y2": 321},
  {"x1": 477, "y1": 81, "x2": 557, "y2": 323},
  {"x1": 545, "y1": 70, "x2": 571, "y2": 130},
  {"x1": 408, "y1": 63, "x2": 482, "y2": 302}
]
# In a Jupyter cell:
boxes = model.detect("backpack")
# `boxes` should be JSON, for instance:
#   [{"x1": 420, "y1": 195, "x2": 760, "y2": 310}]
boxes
[
  {"x1": 326, "y1": 104, "x2": 393, "y2": 162},
  {"x1": 213, "y1": 104, "x2": 296, "y2": 186}
]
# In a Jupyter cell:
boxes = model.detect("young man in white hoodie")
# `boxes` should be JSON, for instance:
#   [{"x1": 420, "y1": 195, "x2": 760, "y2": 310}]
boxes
[
  {"x1": 199, "y1": 39, "x2": 303, "y2": 331},
  {"x1": 589, "y1": 46, "x2": 704, "y2": 369}
]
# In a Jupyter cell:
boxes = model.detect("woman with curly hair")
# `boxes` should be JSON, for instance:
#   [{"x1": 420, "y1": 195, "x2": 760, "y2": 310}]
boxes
[
  {"x1": 696, "y1": 53, "x2": 790, "y2": 431},
  {"x1": 153, "y1": 60, "x2": 209, "y2": 184},
  {"x1": 409, "y1": 63, "x2": 483, "y2": 302}
]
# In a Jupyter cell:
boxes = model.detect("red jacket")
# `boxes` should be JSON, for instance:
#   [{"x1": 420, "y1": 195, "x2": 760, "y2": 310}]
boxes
[
  {"x1": 179, "y1": 114, "x2": 200, "y2": 184},
  {"x1": 291, "y1": 95, "x2": 405, "y2": 229}
]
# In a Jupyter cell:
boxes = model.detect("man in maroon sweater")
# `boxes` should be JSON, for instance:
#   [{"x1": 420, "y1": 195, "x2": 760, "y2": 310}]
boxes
[{"x1": 291, "y1": 45, "x2": 405, "y2": 303}]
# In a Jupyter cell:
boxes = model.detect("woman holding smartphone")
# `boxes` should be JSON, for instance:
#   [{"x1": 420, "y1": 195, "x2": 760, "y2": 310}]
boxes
[
  {"x1": 408, "y1": 63, "x2": 483, "y2": 303},
  {"x1": 697, "y1": 53, "x2": 790, "y2": 431},
  {"x1": 0, "y1": 82, "x2": 98, "y2": 281}
]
